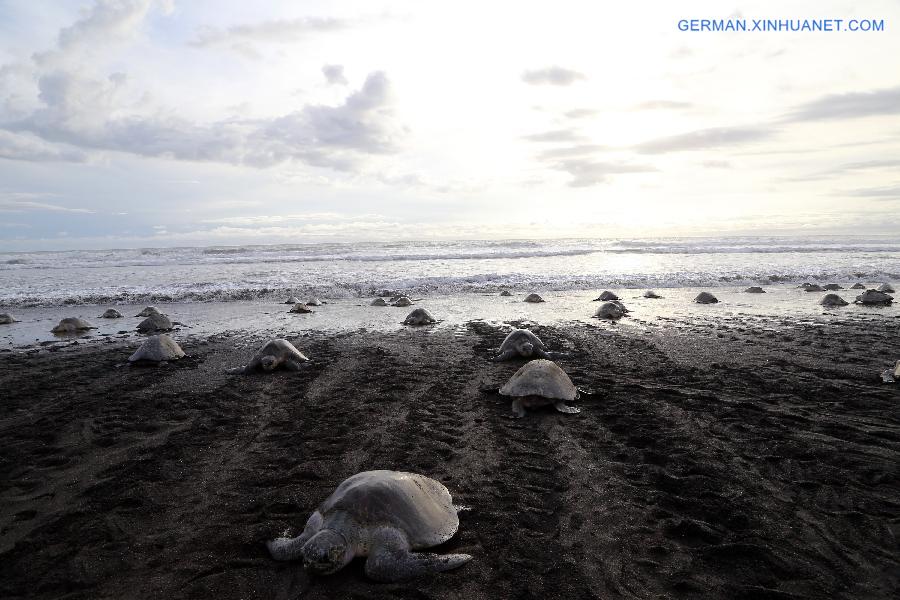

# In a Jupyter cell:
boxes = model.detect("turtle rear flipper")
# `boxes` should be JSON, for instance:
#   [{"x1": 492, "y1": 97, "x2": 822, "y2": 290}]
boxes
[
  {"x1": 364, "y1": 527, "x2": 471, "y2": 582},
  {"x1": 554, "y1": 402, "x2": 581, "y2": 414}
]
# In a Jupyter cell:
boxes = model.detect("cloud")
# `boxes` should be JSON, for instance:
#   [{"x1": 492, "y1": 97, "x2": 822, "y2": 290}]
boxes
[
  {"x1": 841, "y1": 185, "x2": 900, "y2": 199},
  {"x1": 784, "y1": 86, "x2": 900, "y2": 122},
  {"x1": 189, "y1": 16, "x2": 350, "y2": 48},
  {"x1": 701, "y1": 159, "x2": 732, "y2": 169},
  {"x1": 0, "y1": 130, "x2": 87, "y2": 162},
  {"x1": 521, "y1": 66, "x2": 586, "y2": 86},
  {"x1": 322, "y1": 64, "x2": 348, "y2": 85},
  {"x1": 0, "y1": 193, "x2": 93, "y2": 213},
  {"x1": 635, "y1": 100, "x2": 692, "y2": 110},
  {"x1": 564, "y1": 108, "x2": 599, "y2": 119},
  {"x1": 523, "y1": 129, "x2": 586, "y2": 143},
  {"x1": 536, "y1": 144, "x2": 608, "y2": 160},
  {"x1": 635, "y1": 126, "x2": 774, "y2": 154},
  {"x1": 4, "y1": 69, "x2": 402, "y2": 170},
  {"x1": 202, "y1": 212, "x2": 383, "y2": 226},
  {"x1": 551, "y1": 159, "x2": 656, "y2": 187}
]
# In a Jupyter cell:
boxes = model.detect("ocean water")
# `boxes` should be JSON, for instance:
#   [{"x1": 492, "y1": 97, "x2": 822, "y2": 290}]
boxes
[{"x1": 1, "y1": 236, "x2": 899, "y2": 307}]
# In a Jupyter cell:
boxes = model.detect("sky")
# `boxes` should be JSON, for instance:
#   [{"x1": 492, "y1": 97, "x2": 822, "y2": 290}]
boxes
[{"x1": 0, "y1": 0, "x2": 899, "y2": 251}]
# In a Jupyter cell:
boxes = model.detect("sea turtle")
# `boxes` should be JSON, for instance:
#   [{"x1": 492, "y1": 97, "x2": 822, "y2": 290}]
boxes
[
  {"x1": 877, "y1": 283, "x2": 895, "y2": 293},
  {"x1": 285, "y1": 296, "x2": 301, "y2": 304},
  {"x1": 137, "y1": 313, "x2": 174, "y2": 333},
  {"x1": 403, "y1": 308, "x2": 436, "y2": 326},
  {"x1": 499, "y1": 290, "x2": 512, "y2": 296},
  {"x1": 51, "y1": 317, "x2": 96, "y2": 334},
  {"x1": 594, "y1": 301, "x2": 625, "y2": 320},
  {"x1": 823, "y1": 284, "x2": 843, "y2": 291},
  {"x1": 0, "y1": 313, "x2": 19, "y2": 324},
  {"x1": 804, "y1": 284, "x2": 824, "y2": 292},
  {"x1": 593, "y1": 290, "x2": 618, "y2": 301},
  {"x1": 307, "y1": 298, "x2": 325, "y2": 306},
  {"x1": 493, "y1": 329, "x2": 551, "y2": 361},
  {"x1": 643, "y1": 290, "x2": 662, "y2": 298},
  {"x1": 855, "y1": 290, "x2": 893, "y2": 305},
  {"x1": 371, "y1": 298, "x2": 388, "y2": 306},
  {"x1": 694, "y1": 292, "x2": 719, "y2": 304},
  {"x1": 744, "y1": 286, "x2": 765, "y2": 293},
  {"x1": 851, "y1": 283, "x2": 866, "y2": 290},
  {"x1": 880, "y1": 360, "x2": 900, "y2": 383},
  {"x1": 266, "y1": 470, "x2": 472, "y2": 582},
  {"x1": 135, "y1": 306, "x2": 161, "y2": 317},
  {"x1": 820, "y1": 294, "x2": 848, "y2": 307},
  {"x1": 100, "y1": 308, "x2": 123, "y2": 318},
  {"x1": 499, "y1": 359, "x2": 580, "y2": 418},
  {"x1": 129, "y1": 334, "x2": 185, "y2": 363},
  {"x1": 523, "y1": 293, "x2": 545, "y2": 303},
  {"x1": 393, "y1": 296, "x2": 413, "y2": 307},
  {"x1": 290, "y1": 303, "x2": 314, "y2": 313},
  {"x1": 229, "y1": 339, "x2": 309, "y2": 373}
]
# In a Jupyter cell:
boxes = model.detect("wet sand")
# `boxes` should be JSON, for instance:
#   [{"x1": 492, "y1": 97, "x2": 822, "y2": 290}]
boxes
[{"x1": 0, "y1": 314, "x2": 898, "y2": 599}]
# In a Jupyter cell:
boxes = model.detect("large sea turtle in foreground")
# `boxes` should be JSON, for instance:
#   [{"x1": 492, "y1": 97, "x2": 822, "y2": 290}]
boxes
[
  {"x1": 403, "y1": 308, "x2": 436, "y2": 326},
  {"x1": 855, "y1": 290, "x2": 893, "y2": 305},
  {"x1": 52, "y1": 317, "x2": 96, "y2": 334},
  {"x1": 493, "y1": 329, "x2": 550, "y2": 361},
  {"x1": 0, "y1": 313, "x2": 19, "y2": 324},
  {"x1": 129, "y1": 334, "x2": 185, "y2": 363},
  {"x1": 135, "y1": 306, "x2": 161, "y2": 317},
  {"x1": 100, "y1": 308, "x2": 123, "y2": 318},
  {"x1": 137, "y1": 313, "x2": 173, "y2": 333},
  {"x1": 594, "y1": 301, "x2": 626, "y2": 320},
  {"x1": 523, "y1": 293, "x2": 545, "y2": 303},
  {"x1": 694, "y1": 292, "x2": 719, "y2": 304},
  {"x1": 266, "y1": 470, "x2": 472, "y2": 582},
  {"x1": 499, "y1": 359, "x2": 580, "y2": 418},
  {"x1": 820, "y1": 294, "x2": 848, "y2": 307},
  {"x1": 229, "y1": 339, "x2": 309, "y2": 373}
]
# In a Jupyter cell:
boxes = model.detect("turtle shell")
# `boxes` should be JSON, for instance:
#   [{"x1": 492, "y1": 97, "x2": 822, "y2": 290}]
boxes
[
  {"x1": 804, "y1": 284, "x2": 824, "y2": 292},
  {"x1": 856, "y1": 290, "x2": 893, "y2": 305},
  {"x1": 820, "y1": 294, "x2": 848, "y2": 307},
  {"x1": 597, "y1": 290, "x2": 618, "y2": 301},
  {"x1": 594, "y1": 302, "x2": 624, "y2": 319},
  {"x1": 129, "y1": 334, "x2": 185, "y2": 362},
  {"x1": 135, "y1": 306, "x2": 161, "y2": 317},
  {"x1": 877, "y1": 283, "x2": 895, "y2": 293},
  {"x1": 318, "y1": 470, "x2": 459, "y2": 550},
  {"x1": 499, "y1": 359, "x2": 577, "y2": 401},
  {"x1": 254, "y1": 339, "x2": 308, "y2": 363},
  {"x1": 101, "y1": 308, "x2": 123, "y2": 318},
  {"x1": 137, "y1": 313, "x2": 173, "y2": 333},
  {"x1": 52, "y1": 317, "x2": 96, "y2": 333},
  {"x1": 392, "y1": 296, "x2": 413, "y2": 307},
  {"x1": 694, "y1": 292, "x2": 719, "y2": 304},
  {"x1": 0, "y1": 313, "x2": 18, "y2": 324},
  {"x1": 850, "y1": 283, "x2": 866, "y2": 289},
  {"x1": 644, "y1": 290, "x2": 662, "y2": 298},
  {"x1": 744, "y1": 287, "x2": 765, "y2": 293},
  {"x1": 290, "y1": 303, "x2": 314, "y2": 313},
  {"x1": 523, "y1": 293, "x2": 544, "y2": 303},
  {"x1": 823, "y1": 284, "x2": 843, "y2": 291},
  {"x1": 285, "y1": 296, "x2": 301, "y2": 304},
  {"x1": 403, "y1": 308, "x2": 435, "y2": 325},
  {"x1": 498, "y1": 329, "x2": 546, "y2": 353},
  {"x1": 371, "y1": 298, "x2": 388, "y2": 306}
]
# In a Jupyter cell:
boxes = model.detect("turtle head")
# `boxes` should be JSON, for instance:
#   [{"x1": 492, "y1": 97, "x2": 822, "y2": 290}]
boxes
[
  {"x1": 516, "y1": 340, "x2": 534, "y2": 357},
  {"x1": 301, "y1": 530, "x2": 352, "y2": 575},
  {"x1": 260, "y1": 355, "x2": 278, "y2": 371}
]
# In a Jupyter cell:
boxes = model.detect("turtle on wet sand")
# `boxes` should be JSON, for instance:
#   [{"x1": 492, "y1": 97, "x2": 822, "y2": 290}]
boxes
[
  {"x1": 850, "y1": 283, "x2": 866, "y2": 290},
  {"x1": 284, "y1": 296, "x2": 301, "y2": 304},
  {"x1": 594, "y1": 301, "x2": 625, "y2": 320},
  {"x1": 855, "y1": 290, "x2": 893, "y2": 305},
  {"x1": 877, "y1": 283, "x2": 895, "y2": 293},
  {"x1": 499, "y1": 290, "x2": 512, "y2": 296},
  {"x1": 229, "y1": 339, "x2": 309, "y2": 373},
  {"x1": 371, "y1": 298, "x2": 388, "y2": 306},
  {"x1": 129, "y1": 334, "x2": 185, "y2": 363},
  {"x1": 694, "y1": 292, "x2": 719, "y2": 304},
  {"x1": 0, "y1": 313, "x2": 19, "y2": 324},
  {"x1": 266, "y1": 470, "x2": 472, "y2": 582},
  {"x1": 820, "y1": 294, "x2": 848, "y2": 307},
  {"x1": 493, "y1": 329, "x2": 551, "y2": 361},
  {"x1": 823, "y1": 284, "x2": 843, "y2": 291},
  {"x1": 135, "y1": 306, "x2": 161, "y2": 317},
  {"x1": 290, "y1": 303, "x2": 314, "y2": 314},
  {"x1": 803, "y1": 284, "x2": 824, "y2": 292},
  {"x1": 52, "y1": 317, "x2": 96, "y2": 334},
  {"x1": 523, "y1": 293, "x2": 545, "y2": 303},
  {"x1": 100, "y1": 308, "x2": 123, "y2": 318},
  {"x1": 643, "y1": 290, "x2": 662, "y2": 298},
  {"x1": 307, "y1": 298, "x2": 326, "y2": 306},
  {"x1": 744, "y1": 287, "x2": 765, "y2": 294},
  {"x1": 499, "y1": 359, "x2": 580, "y2": 418},
  {"x1": 392, "y1": 296, "x2": 413, "y2": 307},
  {"x1": 403, "y1": 308, "x2": 436, "y2": 326},
  {"x1": 137, "y1": 313, "x2": 174, "y2": 333}
]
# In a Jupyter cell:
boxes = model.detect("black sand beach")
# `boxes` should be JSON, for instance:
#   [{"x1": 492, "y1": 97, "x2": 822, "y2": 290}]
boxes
[{"x1": 1, "y1": 314, "x2": 898, "y2": 599}]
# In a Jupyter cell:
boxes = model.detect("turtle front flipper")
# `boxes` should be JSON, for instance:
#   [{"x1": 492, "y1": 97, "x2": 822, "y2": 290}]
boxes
[
  {"x1": 534, "y1": 348, "x2": 552, "y2": 359},
  {"x1": 510, "y1": 398, "x2": 526, "y2": 418},
  {"x1": 284, "y1": 359, "x2": 304, "y2": 372},
  {"x1": 364, "y1": 527, "x2": 471, "y2": 582},
  {"x1": 554, "y1": 402, "x2": 581, "y2": 415},
  {"x1": 492, "y1": 349, "x2": 518, "y2": 362}
]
